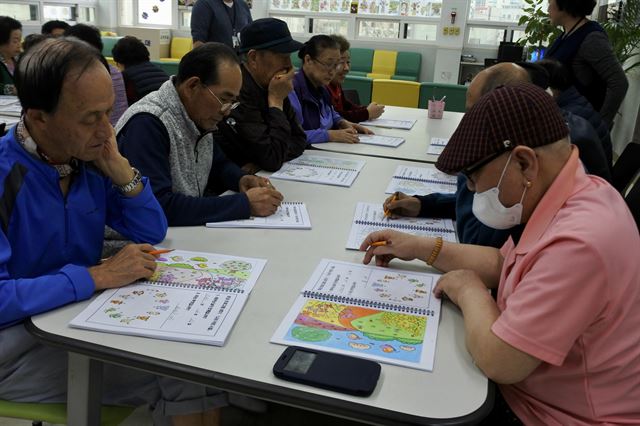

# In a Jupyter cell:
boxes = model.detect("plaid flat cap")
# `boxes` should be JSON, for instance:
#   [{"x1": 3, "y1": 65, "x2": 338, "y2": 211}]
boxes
[{"x1": 436, "y1": 83, "x2": 569, "y2": 175}]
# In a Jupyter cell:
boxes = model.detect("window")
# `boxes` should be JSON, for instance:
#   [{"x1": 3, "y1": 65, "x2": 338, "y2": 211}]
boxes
[
  {"x1": 468, "y1": 0, "x2": 547, "y2": 23},
  {"x1": 138, "y1": 0, "x2": 172, "y2": 26},
  {"x1": 272, "y1": 15, "x2": 306, "y2": 33},
  {"x1": 311, "y1": 18, "x2": 348, "y2": 35},
  {"x1": 43, "y1": 4, "x2": 76, "y2": 21},
  {"x1": 467, "y1": 26, "x2": 506, "y2": 46},
  {"x1": 180, "y1": 10, "x2": 191, "y2": 28},
  {"x1": 77, "y1": 6, "x2": 96, "y2": 23},
  {"x1": 405, "y1": 23, "x2": 438, "y2": 41},
  {"x1": 358, "y1": 19, "x2": 400, "y2": 39},
  {"x1": 0, "y1": 2, "x2": 38, "y2": 21}
]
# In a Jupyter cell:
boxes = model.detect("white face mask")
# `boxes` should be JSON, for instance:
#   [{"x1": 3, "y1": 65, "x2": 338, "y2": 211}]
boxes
[{"x1": 472, "y1": 152, "x2": 528, "y2": 230}]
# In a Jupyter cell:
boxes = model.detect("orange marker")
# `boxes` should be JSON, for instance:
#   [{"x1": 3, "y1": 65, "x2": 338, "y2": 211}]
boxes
[
  {"x1": 148, "y1": 249, "x2": 174, "y2": 256},
  {"x1": 384, "y1": 192, "x2": 399, "y2": 219},
  {"x1": 370, "y1": 241, "x2": 388, "y2": 247}
]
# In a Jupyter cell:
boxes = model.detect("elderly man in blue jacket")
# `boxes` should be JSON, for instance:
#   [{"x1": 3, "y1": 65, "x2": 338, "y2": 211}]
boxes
[{"x1": 0, "y1": 37, "x2": 227, "y2": 426}]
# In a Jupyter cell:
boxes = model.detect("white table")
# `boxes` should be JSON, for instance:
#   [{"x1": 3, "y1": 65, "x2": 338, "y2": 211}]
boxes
[
  {"x1": 28, "y1": 152, "x2": 490, "y2": 425},
  {"x1": 314, "y1": 106, "x2": 464, "y2": 164}
]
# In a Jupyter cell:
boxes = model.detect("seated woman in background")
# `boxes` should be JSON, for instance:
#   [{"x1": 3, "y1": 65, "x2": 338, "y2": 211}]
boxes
[
  {"x1": 112, "y1": 36, "x2": 170, "y2": 105},
  {"x1": 327, "y1": 34, "x2": 384, "y2": 123},
  {"x1": 0, "y1": 16, "x2": 22, "y2": 95},
  {"x1": 289, "y1": 35, "x2": 372, "y2": 144}
]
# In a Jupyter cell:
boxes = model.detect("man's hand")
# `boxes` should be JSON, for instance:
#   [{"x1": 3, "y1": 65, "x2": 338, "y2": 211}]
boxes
[
  {"x1": 268, "y1": 68, "x2": 295, "y2": 109},
  {"x1": 351, "y1": 123, "x2": 374, "y2": 135},
  {"x1": 434, "y1": 270, "x2": 485, "y2": 306},
  {"x1": 245, "y1": 187, "x2": 284, "y2": 216},
  {"x1": 360, "y1": 230, "x2": 430, "y2": 267},
  {"x1": 328, "y1": 128, "x2": 360, "y2": 144},
  {"x1": 93, "y1": 126, "x2": 142, "y2": 196},
  {"x1": 89, "y1": 244, "x2": 158, "y2": 290},
  {"x1": 366, "y1": 102, "x2": 385, "y2": 119},
  {"x1": 239, "y1": 174, "x2": 278, "y2": 192},
  {"x1": 383, "y1": 192, "x2": 421, "y2": 218},
  {"x1": 241, "y1": 163, "x2": 261, "y2": 174}
]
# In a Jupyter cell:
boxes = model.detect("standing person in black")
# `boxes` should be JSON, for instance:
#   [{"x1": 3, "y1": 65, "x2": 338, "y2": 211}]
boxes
[
  {"x1": 546, "y1": 0, "x2": 628, "y2": 128},
  {"x1": 216, "y1": 18, "x2": 307, "y2": 173},
  {"x1": 190, "y1": 0, "x2": 252, "y2": 51},
  {"x1": 111, "y1": 36, "x2": 170, "y2": 105}
]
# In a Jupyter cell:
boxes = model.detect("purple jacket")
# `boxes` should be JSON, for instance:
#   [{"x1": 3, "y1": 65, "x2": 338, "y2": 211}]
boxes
[{"x1": 288, "y1": 70, "x2": 343, "y2": 144}]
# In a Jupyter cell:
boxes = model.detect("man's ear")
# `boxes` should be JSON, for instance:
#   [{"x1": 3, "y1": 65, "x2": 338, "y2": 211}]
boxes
[
  {"x1": 180, "y1": 76, "x2": 202, "y2": 102},
  {"x1": 513, "y1": 146, "x2": 538, "y2": 183},
  {"x1": 24, "y1": 108, "x2": 48, "y2": 127},
  {"x1": 246, "y1": 49, "x2": 258, "y2": 67}
]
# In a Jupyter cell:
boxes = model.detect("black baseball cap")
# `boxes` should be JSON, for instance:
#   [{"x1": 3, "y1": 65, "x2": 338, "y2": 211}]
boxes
[{"x1": 238, "y1": 18, "x2": 303, "y2": 54}]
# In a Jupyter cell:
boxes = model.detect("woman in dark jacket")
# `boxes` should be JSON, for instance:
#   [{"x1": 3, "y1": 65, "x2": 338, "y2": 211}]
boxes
[{"x1": 546, "y1": 0, "x2": 628, "y2": 128}]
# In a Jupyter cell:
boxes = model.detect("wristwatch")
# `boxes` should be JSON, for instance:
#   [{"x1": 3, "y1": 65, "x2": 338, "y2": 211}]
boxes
[{"x1": 115, "y1": 167, "x2": 142, "y2": 194}]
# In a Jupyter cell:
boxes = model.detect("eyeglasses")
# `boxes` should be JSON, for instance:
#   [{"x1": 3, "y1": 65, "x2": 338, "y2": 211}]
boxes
[
  {"x1": 205, "y1": 85, "x2": 240, "y2": 113},
  {"x1": 312, "y1": 58, "x2": 344, "y2": 72},
  {"x1": 461, "y1": 149, "x2": 510, "y2": 180}
]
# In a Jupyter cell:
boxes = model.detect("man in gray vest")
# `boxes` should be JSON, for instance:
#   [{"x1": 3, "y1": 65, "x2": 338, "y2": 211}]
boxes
[{"x1": 117, "y1": 42, "x2": 284, "y2": 226}]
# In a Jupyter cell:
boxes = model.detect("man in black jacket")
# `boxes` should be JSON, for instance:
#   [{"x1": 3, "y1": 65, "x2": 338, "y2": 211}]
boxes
[{"x1": 216, "y1": 18, "x2": 307, "y2": 172}]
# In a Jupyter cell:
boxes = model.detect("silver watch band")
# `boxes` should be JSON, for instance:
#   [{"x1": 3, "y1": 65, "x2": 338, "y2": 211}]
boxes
[{"x1": 116, "y1": 167, "x2": 142, "y2": 194}]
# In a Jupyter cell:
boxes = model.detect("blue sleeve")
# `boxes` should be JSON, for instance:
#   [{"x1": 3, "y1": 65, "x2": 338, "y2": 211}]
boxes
[
  {"x1": 117, "y1": 113, "x2": 251, "y2": 226},
  {"x1": 455, "y1": 178, "x2": 510, "y2": 248},
  {"x1": 104, "y1": 176, "x2": 168, "y2": 245},
  {"x1": 287, "y1": 91, "x2": 330, "y2": 144},
  {"x1": 190, "y1": 0, "x2": 213, "y2": 42},
  {"x1": 415, "y1": 193, "x2": 456, "y2": 218},
  {"x1": 331, "y1": 105, "x2": 343, "y2": 127},
  {"x1": 0, "y1": 230, "x2": 94, "y2": 328}
]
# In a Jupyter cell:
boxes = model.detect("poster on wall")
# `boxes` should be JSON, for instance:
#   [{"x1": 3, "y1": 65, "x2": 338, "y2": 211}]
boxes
[{"x1": 139, "y1": 0, "x2": 172, "y2": 25}]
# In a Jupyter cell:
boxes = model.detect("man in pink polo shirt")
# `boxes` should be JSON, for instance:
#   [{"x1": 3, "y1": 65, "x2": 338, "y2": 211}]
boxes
[{"x1": 361, "y1": 83, "x2": 640, "y2": 425}]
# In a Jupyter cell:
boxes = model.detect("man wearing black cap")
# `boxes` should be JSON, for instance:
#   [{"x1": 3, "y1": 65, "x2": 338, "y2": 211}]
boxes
[
  {"x1": 362, "y1": 84, "x2": 640, "y2": 425},
  {"x1": 216, "y1": 18, "x2": 307, "y2": 172}
]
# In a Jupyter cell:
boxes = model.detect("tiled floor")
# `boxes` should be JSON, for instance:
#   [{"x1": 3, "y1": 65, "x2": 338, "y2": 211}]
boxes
[{"x1": 0, "y1": 402, "x2": 368, "y2": 426}]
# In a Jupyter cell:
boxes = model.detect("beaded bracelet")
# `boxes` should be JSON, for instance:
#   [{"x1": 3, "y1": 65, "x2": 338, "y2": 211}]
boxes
[{"x1": 426, "y1": 236, "x2": 443, "y2": 266}]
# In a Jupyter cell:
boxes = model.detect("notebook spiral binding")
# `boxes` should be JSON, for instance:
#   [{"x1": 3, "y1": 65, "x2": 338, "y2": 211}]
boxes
[
  {"x1": 302, "y1": 291, "x2": 427, "y2": 315},
  {"x1": 355, "y1": 220, "x2": 455, "y2": 233},
  {"x1": 393, "y1": 175, "x2": 456, "y2": 186},
  {"x1": 151, "y1": 280, "x2": 245, "y2": 293},
  {"x1": 290, "y1": 162, "x2": 357, "y2": 172}
]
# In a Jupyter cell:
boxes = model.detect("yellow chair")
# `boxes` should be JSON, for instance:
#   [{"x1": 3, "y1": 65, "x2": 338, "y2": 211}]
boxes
[
  {"x1": 159, "y1": 37, "x2": 192, "y2": 62},
  {"x1": 0, "y1": 399, "x2": 135, "y2": 426},
  {"x1": 366, "y1": 50, "x2": 397, "y2": 80},
  {"x1": 371, "y1": 79, "x2": 420, "y2": 108}
]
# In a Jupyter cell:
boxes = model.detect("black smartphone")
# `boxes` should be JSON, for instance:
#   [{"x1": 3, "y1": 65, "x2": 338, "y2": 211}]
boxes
[{"x1": 273, "y1": 346, "x2": 381, "y2": 396}]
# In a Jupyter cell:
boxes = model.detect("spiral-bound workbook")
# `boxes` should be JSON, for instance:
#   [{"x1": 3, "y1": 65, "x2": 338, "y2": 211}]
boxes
[
  {"x1": 206, "y1": 202, "x2": 311, "y2": 229},
  {"x1": 271, "y1": 259, "x2": 442, "y2": 371},
  {"x1": 345, "y1": 202, "x2": 457, "y2": 250},
  {"x1": 359, "y1": 118, "x2": 416, "y2": 130},
  {"x1": 70, "y1": 250, "x2": 266, "y2": 346},
  {"x1": 385, "y1": 165, "x2": 457, "y2": 195},
  {"x1": 269, "y1": 154, "x2": 366, "y2": 187}
]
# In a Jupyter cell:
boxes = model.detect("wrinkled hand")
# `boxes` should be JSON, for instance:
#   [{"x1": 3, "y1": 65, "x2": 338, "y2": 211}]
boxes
[
  {"x1": 268, "y1": 68, "x2": 295, "y2": 105},
  {"x1": 245, "y1": 187, "x2": 284, "y2": 216},
  {"x1": 89, "y1": 244, "x2": 158, "y2": 290},
  {"x1": 383, "y1": 192, "x2": 421, "y2": 218},
  {"x1": 360, "y1": 229, "x2": 427, "y2": 267},
  {"x1": 239, "y1": 174, "x2": 277, "y2": 192},
  {"x1": 351, "y1": 123, "x2": 374, "y2": 135},
  {"x1": 366, "y1": 102, "x2": 385, "y2": 120},
  {"x1": 328, "y1": 128, "x2": 360, "y2": 144},
  {"x1": 434, "y1": 270, "x2": 485, "y2": 307}
]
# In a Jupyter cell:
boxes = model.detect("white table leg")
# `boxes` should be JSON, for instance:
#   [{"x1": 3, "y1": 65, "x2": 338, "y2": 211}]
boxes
[{"x1": 67, "y1": 352, "x2": 102, "y2": 426}]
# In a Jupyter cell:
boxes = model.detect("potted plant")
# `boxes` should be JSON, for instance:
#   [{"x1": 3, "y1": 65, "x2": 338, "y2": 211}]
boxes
[
  {"x1": 602, "y1": 0, "x2": 640, "y2": 72},
  {"x1": 517, "y1": 0, "x2": 562, "y2": 59}
]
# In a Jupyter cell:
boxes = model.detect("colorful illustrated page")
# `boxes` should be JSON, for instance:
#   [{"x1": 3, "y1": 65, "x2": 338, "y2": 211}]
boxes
[
  {"x1": 150, "y1": 250, "x2": 264, "y2": 292},
  {"x1": 283, "y1": 299, "x2": 427, "y2": 364},
  {"x1": 81, "y1": 284, "x2": 244, "y2": 338}
]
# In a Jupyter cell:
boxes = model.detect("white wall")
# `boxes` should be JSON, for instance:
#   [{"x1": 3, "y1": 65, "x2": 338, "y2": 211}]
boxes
[{"x1": 611, "y1": 69, "x2": 640, "y2": 155}]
